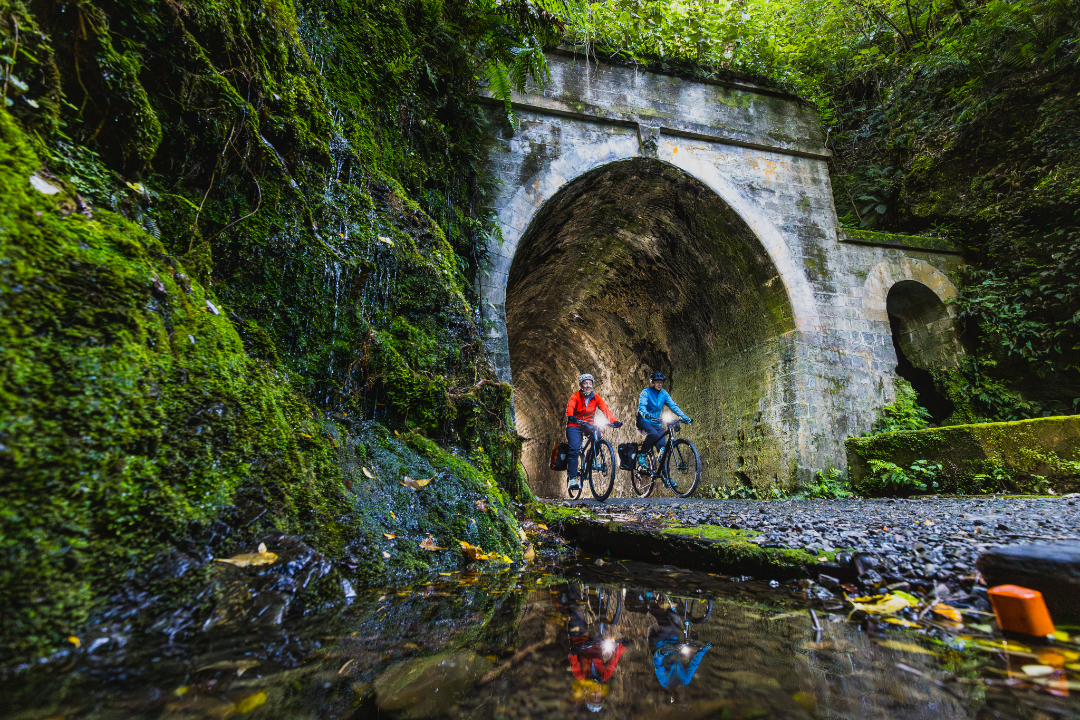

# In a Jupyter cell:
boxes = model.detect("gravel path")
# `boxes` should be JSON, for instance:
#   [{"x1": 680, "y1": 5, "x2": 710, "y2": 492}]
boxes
[{"x1": 544, "y1": 495, "x2": 1080, "y2": 591}]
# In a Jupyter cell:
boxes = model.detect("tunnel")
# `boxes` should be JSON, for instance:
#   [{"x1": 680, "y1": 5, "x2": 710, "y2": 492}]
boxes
[
  {"x1": 506, "y1": 158, "x2": 801, "y2": 498},
  {"x1": 886, "y1": 280, "x2": 960, "y2": 423}
]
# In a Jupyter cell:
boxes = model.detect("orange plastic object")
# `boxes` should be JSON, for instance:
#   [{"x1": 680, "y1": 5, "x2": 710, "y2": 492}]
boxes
[{"x1": 988, "y1": 585, "x2": 1055, "y2": 637}]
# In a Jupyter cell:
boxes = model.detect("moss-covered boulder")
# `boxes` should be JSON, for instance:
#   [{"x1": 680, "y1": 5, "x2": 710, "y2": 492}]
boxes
[{"x1": 846, "y1": 416, "x2": 1080, "y2": 496}]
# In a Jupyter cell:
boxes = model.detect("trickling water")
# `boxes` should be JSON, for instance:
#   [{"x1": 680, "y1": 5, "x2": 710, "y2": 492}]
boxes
[{"x1": 2, "y1": 554, "x2": 1075, "y2": 719}]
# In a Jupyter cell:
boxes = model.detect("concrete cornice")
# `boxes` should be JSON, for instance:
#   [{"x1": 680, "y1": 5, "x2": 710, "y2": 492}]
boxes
[{"x1": 476, "y1": 94, "x2": 832, "y2": 161}]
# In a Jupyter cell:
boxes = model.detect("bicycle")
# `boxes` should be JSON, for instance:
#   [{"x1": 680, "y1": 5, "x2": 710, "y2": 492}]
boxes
[
  {"x1": 630, "y1": 417, "x2": 701, "y2": 498},
  {"x1": 566, "y1": 417, "x2": 617, "y2": 501}
]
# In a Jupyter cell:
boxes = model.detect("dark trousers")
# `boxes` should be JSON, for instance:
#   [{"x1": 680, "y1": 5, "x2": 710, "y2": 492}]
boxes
[
  {"x1": 566, "y1": 424, "x2": 584, "y2": 479},
  {"x1": 637, "y1": 417, "x2": 666, "y2": 456}
]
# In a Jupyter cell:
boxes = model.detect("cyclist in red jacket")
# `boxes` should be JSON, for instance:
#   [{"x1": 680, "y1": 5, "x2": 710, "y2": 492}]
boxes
[{"x1": 565, "y1": 374, "x2": 621, "y2": 494}]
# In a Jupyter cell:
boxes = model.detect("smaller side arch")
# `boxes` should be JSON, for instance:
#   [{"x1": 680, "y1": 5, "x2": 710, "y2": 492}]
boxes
[
  {"x1": 865, "y1": 258, "x2": 963, "y2": 372},
  {"x1": 864, "y1": 258, "x2": 958, "y2": 323}
]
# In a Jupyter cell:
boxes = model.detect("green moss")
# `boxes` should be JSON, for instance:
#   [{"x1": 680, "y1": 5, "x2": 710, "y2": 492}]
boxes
[
  {"x1": 838, "y1": 227, "x2": 963, "y2": 254},
  {"x1": 846, "y1": 415, "x2": 1080, "y2": 496}
]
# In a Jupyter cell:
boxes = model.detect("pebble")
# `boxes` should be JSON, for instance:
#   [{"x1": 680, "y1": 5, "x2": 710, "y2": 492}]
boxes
[{"x1": 557, "y1": 495, "x2": 1080, "y2": 596}]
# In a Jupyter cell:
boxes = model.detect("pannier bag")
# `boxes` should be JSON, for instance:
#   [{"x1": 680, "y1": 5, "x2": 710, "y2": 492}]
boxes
[
  {"x1": 550, "y1": 442, "x2": 570, "y2": 471},
  {"x1": 617, "y1": 442, "x2": 639, "y2": 471}
]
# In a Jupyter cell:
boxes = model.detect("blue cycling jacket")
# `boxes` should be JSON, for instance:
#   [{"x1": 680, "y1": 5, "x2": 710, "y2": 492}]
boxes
[{"x1": 637, "y1": 386, "x2": 690, "y2": 423}]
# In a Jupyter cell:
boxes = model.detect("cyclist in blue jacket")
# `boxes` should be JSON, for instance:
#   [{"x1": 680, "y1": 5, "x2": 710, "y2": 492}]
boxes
[{"x1": 636, "y1": 372, "x2": 692, "y2": 475}]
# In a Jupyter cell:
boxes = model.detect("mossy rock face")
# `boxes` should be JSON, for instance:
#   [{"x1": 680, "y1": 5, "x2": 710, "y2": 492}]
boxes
[
  {"x1": 846, "y1": 415, "x2": 1080, "y2": 496},
  {"x1": 0, "y1": 109, "x2": 523, "y2": 665}
]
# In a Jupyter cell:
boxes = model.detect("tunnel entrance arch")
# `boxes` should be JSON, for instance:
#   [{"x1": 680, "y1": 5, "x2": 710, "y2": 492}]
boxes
[
  {"x1": 478, "y1": 51, "x2": 968, "y2": 494},
  {"x1": 506, "y1": 158, "x2": 801, "y2": 497}
]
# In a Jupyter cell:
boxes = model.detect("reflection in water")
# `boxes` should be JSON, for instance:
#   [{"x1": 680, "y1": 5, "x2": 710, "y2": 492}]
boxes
[
  {"x1": 2, "y1": 556, "x2": 1077, "y2": 720},
  {"x1": 645, "y1": 597, "x2": 712, "y2": 691}
]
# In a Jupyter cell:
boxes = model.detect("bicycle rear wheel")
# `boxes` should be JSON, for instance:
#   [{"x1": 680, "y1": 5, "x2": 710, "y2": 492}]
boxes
[
  {"x1": 588, "y1": 439, "x2": 616, "y2": 501},
  {"x1": 631, "y1": 451, "x2": 655, "y2": 497},
  {"x1": 664, "y1": 438, "x2": 701, "y2": 498}
]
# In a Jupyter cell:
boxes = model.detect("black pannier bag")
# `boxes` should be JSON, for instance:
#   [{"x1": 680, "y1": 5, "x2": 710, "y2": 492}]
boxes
[
  {"x1": 550, "y1": 442, "x2": 569, "y2": 471},
  {"x1": 617, "y1": 442, "x2": 639, "y2": 471}
]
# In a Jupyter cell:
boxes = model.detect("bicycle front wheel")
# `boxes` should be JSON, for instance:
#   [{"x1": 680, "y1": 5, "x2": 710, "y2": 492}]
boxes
[
  {"x1": 588, "y1": 439, "x2": 616, "y2": 501},
  {"x1": 664, "y1": 438, "x2": 701, "y2": 498}
]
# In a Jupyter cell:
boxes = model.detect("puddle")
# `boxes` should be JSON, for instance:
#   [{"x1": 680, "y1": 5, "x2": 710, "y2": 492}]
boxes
[{"x1": 2, "y1": 556, "x2": 1078, "y2": 719}]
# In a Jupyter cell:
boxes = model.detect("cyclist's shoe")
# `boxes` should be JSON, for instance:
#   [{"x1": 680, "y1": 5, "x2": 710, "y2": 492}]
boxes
[
  {"x1": 567, "y1": 476, "x2": 581, "y2": 492},
  {"x1": 637, "y1": 454, "x2": 649, "y2": 469},
  {"x1": 592, "y1": 457, "x2": 603, "y2": 470}
]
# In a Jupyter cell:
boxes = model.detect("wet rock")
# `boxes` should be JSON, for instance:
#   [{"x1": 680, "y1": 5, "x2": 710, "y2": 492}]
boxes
[
  {"x1": 976, "y1": 541, "x2": 1080, "y2": 622},
  {"x1": 374, "y1": 651, "x2": 495, "y2": 719}
]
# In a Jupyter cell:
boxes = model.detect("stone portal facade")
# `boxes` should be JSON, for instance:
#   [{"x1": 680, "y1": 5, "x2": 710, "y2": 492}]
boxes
[{"x1": 478, "y1": 50, "x2": 965, "y2": 497}]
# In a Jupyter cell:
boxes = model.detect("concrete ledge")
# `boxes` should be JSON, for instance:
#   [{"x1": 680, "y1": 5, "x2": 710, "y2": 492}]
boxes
[
  {"x1": 840, "y1": 228, "x2": 963, "y2": 255},
  {"x1": 846, "y1": 415, "x2": 1080, "y2": 495},
  {"x1": 530, "y1": 504, "x2": 850, "y2": 580}
]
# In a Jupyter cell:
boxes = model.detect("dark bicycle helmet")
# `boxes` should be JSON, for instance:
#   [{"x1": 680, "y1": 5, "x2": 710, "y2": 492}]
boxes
[{"x1": 650, "y1": 371, "x2": 667, "y2": 381}]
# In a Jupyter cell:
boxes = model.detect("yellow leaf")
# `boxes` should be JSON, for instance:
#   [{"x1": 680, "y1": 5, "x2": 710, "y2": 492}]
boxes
[
  {"x1": 390, "y1": 511, "x2": 396, "y2": 519},
  {"x1": 475, "y1": 499, "x2": 489, "y2": 512},
  {"x1": 67, "y1": 635, "x2": 80, "y2": 648},
  {"x1": 932, "y1": 604, "x2": 962, "y2": 622},
  {"x1": 362, "y1": 467, "x2": 375, "y2": 479},
  {"x1": 215, "y1": 543, "x2": 278, "y2": 568},
  {"x1": 538, "y1": 524, "x2": 548, "y2": 530},
  {"x1": 401, "y1": 476, "x2": 434, "y2": 490},
  {"x1": 234, "y1": 690, "x2": 268, "y2": 714},
  {"x1": 377, "y1": 235, "x2": 394, "y2": 246},
  {"x1": 883, "y1": 617, "x2": 922, "y2": 628},
  {"x1": 523, "y1": 544, "x2": 536, "y2": 562},
  {"x1": 874, "y1": 639, "x2": 939, "y2": 656},
  {"x1": 420, "y1": 535, "x2": 445, "y2": 551},
  {"x1": 300, "y1": 432, "x2": 312, "y2": 439},
  {"x1": 850, "y1": 594, "x2": 912, "y2": 615},
  {"x1": 1022, "y1": 665, "x2": 1055, "y2": 677},
  {"x1": 439, "y1": 572, "x2": 453, "y2": 576},
  {"x1": 126, "y1": 181, "x2": 145, "y2": 194},
  {"x1": 382, "y1": 551, "x2": 391, "y2": 558},
  {"x1": 383, "y1": 533, "x2": 397, "y2": 539}
]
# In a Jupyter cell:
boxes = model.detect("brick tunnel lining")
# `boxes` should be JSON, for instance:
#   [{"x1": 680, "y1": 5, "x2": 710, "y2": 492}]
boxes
[{"x1": 506, "y1": 158, "x2": 800, "y2": 498}]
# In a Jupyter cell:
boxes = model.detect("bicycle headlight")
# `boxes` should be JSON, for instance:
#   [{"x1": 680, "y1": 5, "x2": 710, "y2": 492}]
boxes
[
  {"x1": 594, "y1": 415, "x2": 609, "y2": 429},
  {"x1": 661, "y1": 409, "x2": 677, "y2": 424},
  {"x1": 602, "y1": 639, "x2": 616, "y2": 654}
]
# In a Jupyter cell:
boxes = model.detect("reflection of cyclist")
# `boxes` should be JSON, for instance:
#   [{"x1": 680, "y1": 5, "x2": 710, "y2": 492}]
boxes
[
  {"x1": 647, "y1": 604, "x2": 711, "y2": 690},
  {"x1": 564, "y1": 585, "x2": 628, "y2": 712},
  {"x1": 636, "y1": 372, "x2": 691, "y2": 475},
  {"x1": 565, "y1": 374, "x2": 621, "y2": 494}
]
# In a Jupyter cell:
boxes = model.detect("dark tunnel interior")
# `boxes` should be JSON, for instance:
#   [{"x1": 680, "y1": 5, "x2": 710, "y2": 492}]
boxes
[{"x1": 506, "y1": 158, "x2": 800, "y2": 497}]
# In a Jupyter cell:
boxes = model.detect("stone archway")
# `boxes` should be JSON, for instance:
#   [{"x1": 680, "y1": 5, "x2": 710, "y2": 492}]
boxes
[{"x1": 506, "y1": 158, "x2": 800, "y2": 497}]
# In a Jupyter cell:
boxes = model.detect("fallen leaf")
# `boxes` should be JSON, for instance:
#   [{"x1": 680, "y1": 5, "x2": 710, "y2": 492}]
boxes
[
  {"x1": 67, "y1": 635, "x2": 80, "y2": 648},
  {"x1": 362, "y1": 467, "x2": 375, "y2": 479},
  {"x1": 475, "y1": 499, "x2": 489, "y2": 512},
  {"x1": 126, "y1": 181, "x2": 145, "y2": 194},
  {"x1": 1021, "y1": 665, "x2": 1055, "y2": 677},
  {"x1": 234, "y1": 690, "x2": 267, "y2": 714},
  {"x1": 377, "y1": 235, "x2": 394, "y2": 246},
  {"x1": 382, "y1": 551, "x2": 391, "y2": 558},
  {"x1": 932, "y1": 604, "x2": 962, "y2": 622},
  {"x1": 401, "y1": 476, "x2": 434, "y2": 490},
  {"x1": 215, "y1": 542, "x2": 278, "y2": 568},
  {"x1": 874, "y1": 639, "x2": 939, "y2": 656},
  {"x1": 883, "y1": 617, "x2": 922, "y2": 628},
  {"x1": 523, "y1": 544, "x2": 536, "y2": 562},
  {"x1": 390, "y1": 511, "x2": 396, "y2": 520},
  {"x1": 383, "y1": 533, "x2": 397, "y2": 539},
  {"x1": 420, "y1": 535, "x2": 445, "y2": 551},
  {"x1": 29, "y1": 173, "x2": 60, "y2": 195},
  {"x1": 849, "y1": 593, "x2": 913, "y2": 615}
]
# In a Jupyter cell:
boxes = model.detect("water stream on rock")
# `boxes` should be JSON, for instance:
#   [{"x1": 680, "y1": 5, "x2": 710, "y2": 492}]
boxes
[{"x1": 2, "y1": 554, "x2": 1076, "y2": 720}]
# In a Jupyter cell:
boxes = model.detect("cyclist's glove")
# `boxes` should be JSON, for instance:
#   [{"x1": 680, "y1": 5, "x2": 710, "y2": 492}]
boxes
[
  {"x1": 611, "y1": 420, "x2": 623, "y2": 429},
  {"x1": 685, "y1": 418, "x2": 693, "y2": 425}
]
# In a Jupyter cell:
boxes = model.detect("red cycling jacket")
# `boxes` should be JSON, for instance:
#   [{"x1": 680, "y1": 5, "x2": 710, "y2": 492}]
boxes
[
  {"x1": 569, "y1": 639, "x2": 626, "y2": 682},
  {"x1": 566, "y1": 391, "x2": 617, "y2": 427}
]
